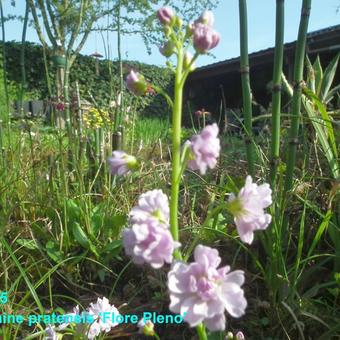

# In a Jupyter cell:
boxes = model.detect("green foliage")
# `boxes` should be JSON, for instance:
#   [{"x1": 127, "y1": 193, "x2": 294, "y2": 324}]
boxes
[{"x1": 1, "y1": 41, "x2": 174, "y2": 117}]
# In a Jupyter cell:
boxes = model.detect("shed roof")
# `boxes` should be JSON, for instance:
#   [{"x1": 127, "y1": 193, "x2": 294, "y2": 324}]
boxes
[{"x1": 188, "y1": 24, "x2": 340, "y2": 81}]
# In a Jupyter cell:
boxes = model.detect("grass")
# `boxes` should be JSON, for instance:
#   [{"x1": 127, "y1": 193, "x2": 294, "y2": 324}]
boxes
[{"x1": 0, "y1": 99, "x2": 339, "y2": 339}]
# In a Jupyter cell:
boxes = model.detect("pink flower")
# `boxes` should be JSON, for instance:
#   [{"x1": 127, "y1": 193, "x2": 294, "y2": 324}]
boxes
[
  {"x1": 87, "y1": 297, "x2": 119, "y2": 339},
  {"x1": 193, "y1": 23, "x2": 220, "y2": 53},
  {"x1": 123, "y1": 219, "x2": 180, "y2": 268},
  {"x1": 129, "y1": 189, "x2": 169, "y2": 226},
  {"x1": 194, "y1": 108, "x2": 210, "y2": 117},
  {"x1": 108, "y1": 151, "x2": 138, "y2": 176},
  {"x1": 195, "y1": 10, "x2": 215, "y2": 26},
  {"x1": 168, "y1": 245, "x2": 247, "y2": 331},
  {"x1": 124, "y1": 189, "x2": 179, "y2": 268},
  {"x1": 228, "y1": 176, "x2": 272, "y2": 244},
  {"x1": 187, "y1": 123, "x2": 220, "y2": 175},
  {"x1": 125, "y1": 70, "x2": 148, "y2": 96},
  {"x1": 157, "y1": 7, "x2": 174, "y2": 25}
]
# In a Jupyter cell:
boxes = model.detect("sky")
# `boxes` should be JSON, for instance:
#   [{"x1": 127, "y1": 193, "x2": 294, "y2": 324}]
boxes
[{"x1": 2, "y1": 0, "x2": 340, "y2": 67}]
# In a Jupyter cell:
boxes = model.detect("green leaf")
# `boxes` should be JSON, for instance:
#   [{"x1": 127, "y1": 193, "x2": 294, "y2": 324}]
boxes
[
  {"x1": 65, "y1": 198, "x2": 81, "y2": 224},
  {"x1": 320, "y1": 53, "x2": 339, "y2": 103},
  {"x1": 313, "y1": 55, "x2": 323, "y2": 96},
  {"x1": 16, "y1": 238, "x2": 38, "y2": 250},
  {"x1": 72, "y1": 222, "x2": 91, "y2": 249},
  {"x1": 45, "y1": 241, "x2": 64, "y2": 263},
  {"x1": 102, "y1": 240, "x2": 122, "y2": 256}
]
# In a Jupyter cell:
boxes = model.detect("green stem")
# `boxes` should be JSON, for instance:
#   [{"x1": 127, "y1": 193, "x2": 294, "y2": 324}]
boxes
[
  {"x1": 19, "y1": 2, "x2": 29, "y2": 116},
  {"x1": 284, "y1": 0, "x2": 312, "y2": 195},
  {"x1": 196, "y1": 324, "x2": 208, "y2": 340},
  {"x1": 239, "y1": 0, "x2": 255, "y2": 176},
  {"x1": 270, "y1": 0, "x2": 285, "y2": 185},
  {"x1": 170, "y1": 48, "x2": 184, "y2": 261}
]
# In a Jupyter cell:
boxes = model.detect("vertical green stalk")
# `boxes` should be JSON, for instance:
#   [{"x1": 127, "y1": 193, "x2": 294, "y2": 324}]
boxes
[
  {"x1": 117, "y1": 0, "x2": 124, "y2": 130},
  {"x1": 19, "y1": 2, "x2": 29, "y2": 116},
  {"x1": 284, "y1": 0, "x2": 312, "y2": 194},
  {"x1": 170, "y1": 48, "x2": 184, "y2": 260},
  {"x1": 270, "y1": 0, "x2": 285, "y2": 185},
  {"x1": 239, "y1": 0, "x2": 255, "y2": 176},
  {"x1": 0, "y1": 0, "x2": 9, "y2": 119},
  {"x1": 63, "y1": 61, "x2": 71, "y2": 134}
]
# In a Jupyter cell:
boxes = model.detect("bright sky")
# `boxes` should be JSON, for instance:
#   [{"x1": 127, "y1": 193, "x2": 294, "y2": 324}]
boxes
[{"x1": 3, "y1": 0, "x2": 340, "y2": 67}]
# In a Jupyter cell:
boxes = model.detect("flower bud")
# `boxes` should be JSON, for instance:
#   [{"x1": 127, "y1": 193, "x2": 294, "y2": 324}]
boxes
[
  {"x1": 193, "y1": 23, "x2": 220, "y2": 54},
  {"x1": 125, "y1": 70, "x2": 148, "y2": 96},
  {"x1": 185, "y1": 24, "x2": 194, "y2": 38},
  {"x1": 235, "y1": 331, "x2": 245, "y2": 340},
  {"x1": 138, "y1": 319, "x2": 155, "y2": 336},
  {"x1": 159, "y1": 41, "x2": 175, "y2": 58},
  {"x1": 195, "y1": 10, "x2": 214, "y2": 26},
  {"x1": 164, "y1": 25, "x2": 171, "y2": 37},
  {"x1": 157, "y1": 7, "x2": 174, "y2": 26},
  {"x1": 183, "y1": 52, "x2": 195, "y2": 71},
  {"x1": 225, "y1": 332, "x2": 234, "y2": 340},
  {"x1": 174, "y1": 16, "x2": 183, "y2": 29}
]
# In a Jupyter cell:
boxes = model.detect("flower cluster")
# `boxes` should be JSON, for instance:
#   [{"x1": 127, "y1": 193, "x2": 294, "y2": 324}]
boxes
[
  {"x1": 43, "y1": 297, "x2": 118, "y2": 340},
  {"x1": 87, "y1": 297, "x2": 119, "y2": 339},
  {"x1": 186, "y1": 123, "x2": 221, "y2": 175},
  {"x1": 191, "y1": 11, "x2": 220, "y2": 54},
  {"x1": 123, "y1": 190, "x2": 180, "y2": 268},
  {"x1": 168, "y1": 245, "x2": 247, "y2": 331},
  {"x1": 228, "y1": 176, "x2": 272, "y2": 244},
  {"x1": 83, "y1": 107, "x2": 110, "y2": 129}
]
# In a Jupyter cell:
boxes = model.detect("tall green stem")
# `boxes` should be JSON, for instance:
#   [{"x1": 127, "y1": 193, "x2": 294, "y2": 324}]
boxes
[
  {"x1": 170, "y1": 49, "x2": 184, "y2": 260},
  {"x1": 0, "y1": 0, "x2": 9, "y2": 119},
  {"x1": 116, "y1": 0, "x2": 124, "y2": 131},
  {"x1": 239, "y1": 0, "x2": 255, "y2": 176},
  {"x1": 284, "y1": 0, "x2": 312, "y2": 194},
  {"x1": 270, "y1": 0, "x2": 285, "y2": 185},
  {"x1": 19, "y1": 3, "x2": 30, "y2": 116}
]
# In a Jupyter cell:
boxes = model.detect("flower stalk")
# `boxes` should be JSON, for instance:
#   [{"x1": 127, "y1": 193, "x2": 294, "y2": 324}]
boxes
[
  {"x1": 270, "y1": 0, "x2": 285, "y2": 185},
  {"x1": 238, "y1": 0, "x2": 255, "y2": 176},
  {"x1": 170, "y1": 46, "x2": 184, "y2": 260}
]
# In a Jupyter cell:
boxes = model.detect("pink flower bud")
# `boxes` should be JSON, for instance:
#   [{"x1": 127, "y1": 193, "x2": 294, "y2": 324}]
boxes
[
  {"x1": 159, "y1": 41, "x2": 175, "y2": 57},
  {"x1": 157, "y1": 7, "x2": 174, "y2": 25},
  {"x1": 236, "y1": 331, "x2": 245, "y2": 340},
  {"x1": 193, "y1": 23, "x2": 220, "y2": 54},
  {"x1": 195, "y1": 10, "x2": 214, "y2": 26},
  {"x1": 125, "y1": 70, "x2": 148, "y2": 96}
]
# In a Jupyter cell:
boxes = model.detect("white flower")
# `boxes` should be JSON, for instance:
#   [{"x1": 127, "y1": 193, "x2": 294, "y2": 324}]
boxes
[
  {"x1": 228, "y1": 176, "x2": 272, "y2": 244},
  {"x1": 87, "y1": 297, "x2": 119, "y2": 339},
  {"x1": 44, "y1": 325, "x2": 57, "y2": 340}
]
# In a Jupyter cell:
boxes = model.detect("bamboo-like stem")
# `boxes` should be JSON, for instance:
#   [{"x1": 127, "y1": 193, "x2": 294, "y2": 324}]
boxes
[
  {"x1": 270, "y1": 0, "x2": 285, "y2": 185},
  {"x1": 116, "y1": 0, "x2": 124, "y2": 131},
  {"x1": 0, "y1": 0, "x2": 9, "y2": 118},
  {"x1": 284, "y1": 0, "x2": 312, "y2": 194},
  {"x1": 19, "y1": 3, "x2": 30, "y2": 116},
  {"x1": 238, "y1": 0, "x2": 255, "y2": 176}
]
